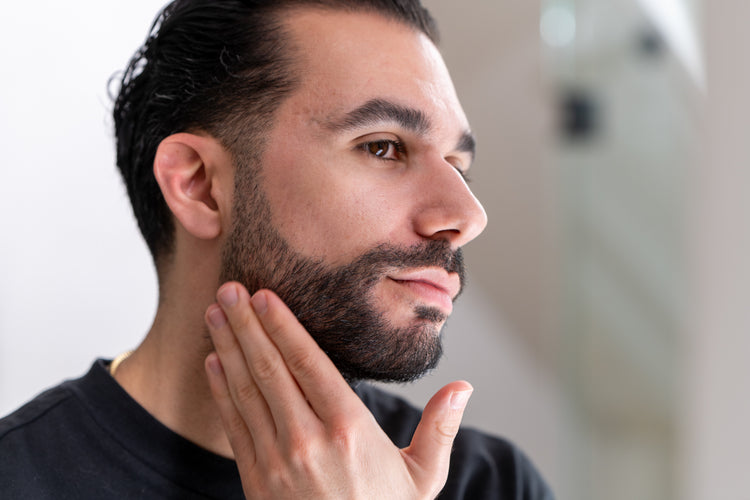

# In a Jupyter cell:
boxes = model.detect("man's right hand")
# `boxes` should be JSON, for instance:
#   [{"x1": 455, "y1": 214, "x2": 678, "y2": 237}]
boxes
[{"x1": 203, "y1": 282, "x2": 473, "y2": 499}]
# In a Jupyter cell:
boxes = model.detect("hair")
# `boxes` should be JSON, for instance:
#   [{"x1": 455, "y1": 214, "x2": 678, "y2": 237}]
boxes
[{"x1": 112, "y1": 0, "x2": 438, "y2": 267}]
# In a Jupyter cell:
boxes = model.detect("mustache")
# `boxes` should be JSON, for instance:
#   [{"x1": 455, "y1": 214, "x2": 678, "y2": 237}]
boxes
[
  {"x1": 340, "y1": 239, "x2": 466, "y2": 295},
  {"x1": 354, "y1": 240, "x2": 463, "y2": 273}
]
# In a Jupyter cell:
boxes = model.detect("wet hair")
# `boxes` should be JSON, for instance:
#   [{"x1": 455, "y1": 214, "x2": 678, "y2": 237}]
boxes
[{"x1": 112, "y1": 0, "x2": 438, "y2": 266}]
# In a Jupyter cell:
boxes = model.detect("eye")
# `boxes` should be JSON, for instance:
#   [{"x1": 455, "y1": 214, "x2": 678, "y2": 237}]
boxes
[
  {"x1": 360, "y1": 139, "x2": 406, "y2": 161},
  {"x1": 455, "y1": 167, "x2": 472, "y2": 183},
  {"x1": 447, "y1": 158, "x2": 472, "y2": 183}
]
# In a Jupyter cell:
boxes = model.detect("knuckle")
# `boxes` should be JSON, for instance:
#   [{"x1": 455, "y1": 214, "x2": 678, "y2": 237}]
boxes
[
  {"x1": 285, "y1": 346, "x2": 317, "y2": 379},
  {"x1": 266, "y1": 437, "x2": 322, "y2": 490},
  {"x1": 251, "y1": 354, "x2": 281, "y2": 382},
  {"x1": 262, "y1": 310, "x2": 288, "y2": 339},
  {"x1": 284, "y1": 434, "x2": 315, "y2": 467},
  {"x1": 434, "y1": 420, "x2": 460, "y2": 444},
  {"x1": 224, "y1": 411, "x2": 248, "y2": 436},
  {"x1": 234, "y1": 380, "x2": 262, "y2": 406},
  {"x1": 261, "y1": 465, "x2": 289, "y2": 494},
  {"x1": 328, "y1": 420, "x2": 357, "y2": 454}
]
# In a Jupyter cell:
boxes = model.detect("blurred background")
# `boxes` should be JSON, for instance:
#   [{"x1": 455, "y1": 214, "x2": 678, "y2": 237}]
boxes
[{"x1": 1, "y1": 1, "x2": 748, "y2": 499}]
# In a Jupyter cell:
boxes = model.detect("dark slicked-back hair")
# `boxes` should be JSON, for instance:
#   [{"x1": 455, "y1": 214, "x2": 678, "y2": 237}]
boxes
[{"x1": 113, "y1": 0, "x2": 438, "y2": 266}]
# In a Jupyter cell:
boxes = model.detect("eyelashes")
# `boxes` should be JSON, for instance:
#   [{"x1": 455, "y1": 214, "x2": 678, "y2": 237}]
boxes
[
  {"x1": 356, "y1": 138, "x2": 471, "y2": 182},
  {"x1": 455, "y1": 168, "x2": 471, "y2": 183},
  {"x1": 358, "y1": 138, "x2": 406, "y2": 161}
]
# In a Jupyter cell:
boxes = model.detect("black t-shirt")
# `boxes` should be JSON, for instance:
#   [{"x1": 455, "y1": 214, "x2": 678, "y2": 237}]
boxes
[{"x1": 0, "y1": 360, "x2": 554, "y2": 499}]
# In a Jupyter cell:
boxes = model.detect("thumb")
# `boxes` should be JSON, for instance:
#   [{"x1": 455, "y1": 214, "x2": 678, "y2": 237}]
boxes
[{"x1": 402, "y1": 381, "x2": 473, "y2": 494}]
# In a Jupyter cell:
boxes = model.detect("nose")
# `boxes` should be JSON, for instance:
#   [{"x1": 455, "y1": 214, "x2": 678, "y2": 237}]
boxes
[{"x1": 412, "y1": 155, "x2": 488, "y2": 247}]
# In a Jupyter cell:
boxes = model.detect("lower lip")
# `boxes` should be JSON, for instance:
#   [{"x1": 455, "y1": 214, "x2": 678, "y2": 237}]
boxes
[{"x1": 391, "y1": 279, "x2": 454, "y2": 314}]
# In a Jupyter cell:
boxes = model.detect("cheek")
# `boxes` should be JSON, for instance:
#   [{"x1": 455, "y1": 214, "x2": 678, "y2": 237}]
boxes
[{"x1": 262, "y1": 157, "x2": 403, "y2": 264}]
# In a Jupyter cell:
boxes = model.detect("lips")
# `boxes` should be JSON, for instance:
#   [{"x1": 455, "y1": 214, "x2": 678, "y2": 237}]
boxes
[{"x1": 388, "y1": 267, "x2": 461, "y2": 313}]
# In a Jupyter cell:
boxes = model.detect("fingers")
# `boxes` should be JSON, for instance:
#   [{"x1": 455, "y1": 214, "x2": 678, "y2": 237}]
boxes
[
  {"x1": 204, "y1": 352, "x2": 256, "y2": 466},
  {"x1": 403, "y1": 381, "x2": 473, "y2": 495},
  {"x1": 205, "y1": 281, "x2": 467, "y2": 497},
  {"x1": 208, "y1": 283, "x2": 321, "y2": 439},
  {"x1": 205, "y1": 298, "x2": 278, "y2": 452},
  {"x1": 249, "y1": 289, "x2": 363, "y2": 422}
]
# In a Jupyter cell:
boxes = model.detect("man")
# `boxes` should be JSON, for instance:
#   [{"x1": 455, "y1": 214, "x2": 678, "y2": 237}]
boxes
[{"x1": 0, "y1": 1, "x2": 553, "y2": 498}]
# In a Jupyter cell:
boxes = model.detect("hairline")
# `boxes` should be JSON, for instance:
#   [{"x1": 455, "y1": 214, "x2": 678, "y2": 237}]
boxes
[
  {"x1": 226, "y1": 3, "x2": 441, "y2": 176},
  {"x1": 144, "y1": 2, "x2": 440, "y2": 273}
]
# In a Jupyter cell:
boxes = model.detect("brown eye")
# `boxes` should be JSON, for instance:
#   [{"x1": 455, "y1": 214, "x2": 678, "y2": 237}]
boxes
[
  {"x1": 367, "y1": 140, "x2": 391, "y2": 157},
  {"x1": 361, "y1": 139, "x2": 405, "y2": 160}
]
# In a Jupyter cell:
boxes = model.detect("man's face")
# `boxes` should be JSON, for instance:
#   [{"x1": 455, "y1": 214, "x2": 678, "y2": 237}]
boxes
[{"x1": 221, "y1": 9, "x2": 487, "y2": 382}]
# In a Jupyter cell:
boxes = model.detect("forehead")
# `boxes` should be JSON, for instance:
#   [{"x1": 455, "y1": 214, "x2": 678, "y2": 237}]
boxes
[{"x1": 281, "y1": 8, "x2": 469, "y2": 134}]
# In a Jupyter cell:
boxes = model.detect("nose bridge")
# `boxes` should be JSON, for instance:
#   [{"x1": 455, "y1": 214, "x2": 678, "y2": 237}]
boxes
[{"x1": 414, "y1": 154, "x2": 488, "y2": 247}]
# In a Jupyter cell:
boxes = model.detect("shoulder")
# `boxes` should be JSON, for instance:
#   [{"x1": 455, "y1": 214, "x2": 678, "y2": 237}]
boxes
[
  {"x1": 0, "y1": 360, "x2": 108, "y2": 443},
  {"x1": 0, "y1": 383, "x2": 76, "y2": 440},
  {"x1": 0, "y1": 379, "x2": 85, "y2": 496},
  {"x1": 0, "y1": 360, "x2": 120, "y2": 457},
  {"x1": 354, "y1": 383, "x2": 555, "y2": 500},
  {"x1": 0, "y1": 364, "x2": 109, "y2": 497}
]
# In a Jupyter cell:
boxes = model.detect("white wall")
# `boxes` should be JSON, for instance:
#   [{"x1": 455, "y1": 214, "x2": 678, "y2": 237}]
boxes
[
  {"x1": 681, "y1": 2, "x2": 750, "y2": 498},
  {"x1": 0, "y1": 0, "x2": 166, "y2": 415}
]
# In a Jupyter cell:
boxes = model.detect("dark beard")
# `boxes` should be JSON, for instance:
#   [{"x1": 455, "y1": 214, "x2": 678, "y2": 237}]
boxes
[{"x1": 220, "y1": 175, "x2": 465, "y2": 383}]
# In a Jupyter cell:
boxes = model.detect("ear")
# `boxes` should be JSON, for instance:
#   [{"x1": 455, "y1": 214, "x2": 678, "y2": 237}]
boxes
[{"x1": 153, "y1": 133, "x2": 231, "y2": 241}]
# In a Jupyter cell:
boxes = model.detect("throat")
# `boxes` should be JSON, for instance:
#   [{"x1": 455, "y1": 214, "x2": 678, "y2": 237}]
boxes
[{"x1": 110, "y1": 335, "x2": 234, "y2": 459}]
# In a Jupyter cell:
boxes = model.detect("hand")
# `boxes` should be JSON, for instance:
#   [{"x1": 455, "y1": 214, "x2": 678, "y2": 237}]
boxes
[{"x1": 204, "y1": 282, "x2": 473, "y2": 499}]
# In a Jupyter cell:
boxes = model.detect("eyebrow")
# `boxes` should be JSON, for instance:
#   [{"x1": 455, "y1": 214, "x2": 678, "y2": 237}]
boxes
[
  {"x1": 456, "y1": 130, "x2": 477, "y2": 162},
  {"x1": 326, "y1": 97, "x2": 476, "y2": 161},
  {"x1": 326, "y1": 98, "x2": 431, "y2": 135}
]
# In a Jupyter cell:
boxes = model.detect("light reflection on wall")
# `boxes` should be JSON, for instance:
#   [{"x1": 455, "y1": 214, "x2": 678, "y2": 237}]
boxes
[
  {"x1": 541, "y1": 4, "x2": 576, "y2": 48},
  {"x1": 542, "y1": 0, "x2": 702, "y2": 499},
  {"x1": 635, "y1": 0, "x2": 704, "y2": 87}
]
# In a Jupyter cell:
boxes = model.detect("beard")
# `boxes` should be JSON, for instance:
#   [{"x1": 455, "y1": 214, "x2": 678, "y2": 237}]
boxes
[{"x1": 219, "y1": 172, "x2": 465, "y2": 383}]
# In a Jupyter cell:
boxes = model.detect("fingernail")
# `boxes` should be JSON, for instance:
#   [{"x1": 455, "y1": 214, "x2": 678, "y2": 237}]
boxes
[
  {"x1": 206, "y1": 354, "x2": 223, "y2": 375},
  {"x1": 207, "y1": 305, "x2": 227, "y2": 328},
  {"x1": 218, "y1": 285, "x2": 238, "y2": 307},
  {"x1": 450, "y1": 389, "x2": 473, "y2": 410},
  {"x1": 251, "y1": 291, "x2": 268, "y2": 315}
]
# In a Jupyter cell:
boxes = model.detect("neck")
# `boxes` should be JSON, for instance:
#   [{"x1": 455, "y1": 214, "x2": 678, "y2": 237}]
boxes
[{"x1": 113, "y1": 247, "x2": 234, "y2": 458}]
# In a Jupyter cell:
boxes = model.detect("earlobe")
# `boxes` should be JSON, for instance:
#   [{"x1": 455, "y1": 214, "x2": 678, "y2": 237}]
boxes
[{"x1": 153, "y1": 133, "x2": 229, "y2": 241}]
